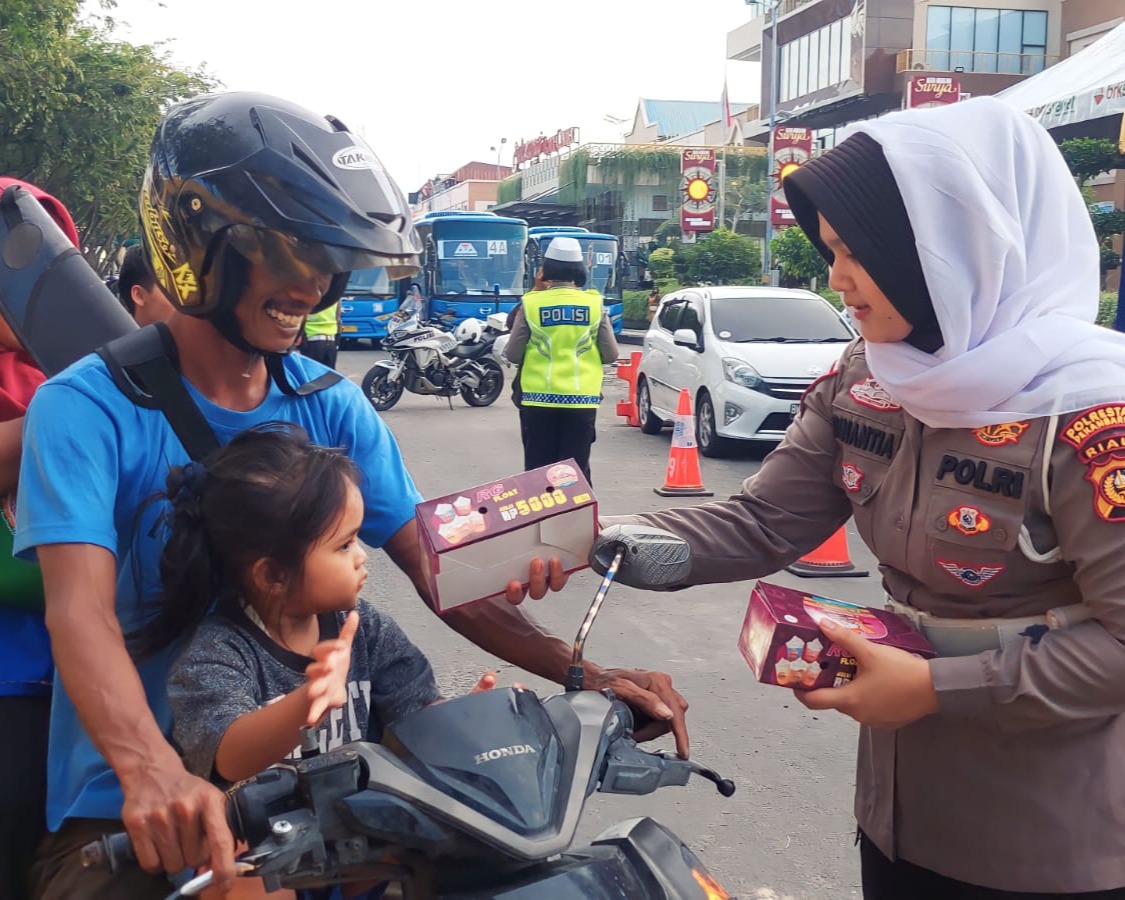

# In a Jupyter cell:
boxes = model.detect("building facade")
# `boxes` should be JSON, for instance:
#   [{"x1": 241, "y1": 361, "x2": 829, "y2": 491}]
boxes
[{"x1": 410, "y1": 161, "x2": 512, "y2": 217}]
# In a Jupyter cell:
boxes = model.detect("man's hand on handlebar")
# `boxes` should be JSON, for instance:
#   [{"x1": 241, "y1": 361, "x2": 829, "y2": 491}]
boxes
[
  {"x1": 118, "y1": 752, "x2": 236, "y2": 892},
  {"x1": 587, "y1": 666, "x2": 690, "y2": 759}
]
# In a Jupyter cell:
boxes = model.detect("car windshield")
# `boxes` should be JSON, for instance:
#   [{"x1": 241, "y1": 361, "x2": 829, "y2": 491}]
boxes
[
  {"x1": 576, "y1": 238, "x2": 620, "y2": 299},
  {"x1": 709, "y1": 295, "x2": 853, "y2": 343}
]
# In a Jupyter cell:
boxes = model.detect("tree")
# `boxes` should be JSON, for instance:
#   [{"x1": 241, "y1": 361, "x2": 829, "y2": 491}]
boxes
[
  {"x1": 674, "y1": 229, "x2": 761, "y2": 285},
  {"x1": 721, "y1": 176, "x2": 768, "y2": 232},
  {"x1": 0, "y1": 1, "x2": 215, "y2": 272},
  {"x1": 647, "y1": 247, "x2": 676, "y2": 280},
  {"x1": 652, "y1": 218, "x2": 681, "y2": 247},
  {"x1": 1059, "y1": 137, "x2": 1125, "y2": 289},
  {"x1": 770, "y1": 226, "x2": 827, "y2": 286}
]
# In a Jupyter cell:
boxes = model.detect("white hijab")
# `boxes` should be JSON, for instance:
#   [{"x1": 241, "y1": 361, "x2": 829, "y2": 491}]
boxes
[{"x1": 841, "y1": 97, "x2": 1125, "y2": 429}]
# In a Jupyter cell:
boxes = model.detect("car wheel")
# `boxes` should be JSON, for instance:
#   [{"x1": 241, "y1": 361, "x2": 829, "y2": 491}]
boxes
[
  {"x1": 636, "y1": 377, "x2": 664, "y2": 434},
  {"x1": 696, "y1": 391, "x2": 733, "y2": 458}
]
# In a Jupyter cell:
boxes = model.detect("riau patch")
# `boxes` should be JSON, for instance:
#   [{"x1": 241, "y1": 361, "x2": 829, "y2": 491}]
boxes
[
  {"x1": 947, "y1": 505, "x2": 990, "y2": 536},
  {"x1": 841, "y1": 462, "x2": 864, "y2": 493},
  {"x1": 973, "y1": 421, "x2": 1029, "y2": 448},
  {"x1": 937, "y1": 559, "x2": 1004, "y2": 588},
  {"x1": 849, "y1": 377, "x2": 901, "y2": 411},
  {"x1": 1059, "y1": 404, "x2": 1125, "y2": 522}
]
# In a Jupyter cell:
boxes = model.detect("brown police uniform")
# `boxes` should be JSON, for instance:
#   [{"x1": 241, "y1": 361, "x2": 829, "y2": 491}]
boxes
[{"x1": 631, "y1": 340, "x2": 1125, "y2": 893}]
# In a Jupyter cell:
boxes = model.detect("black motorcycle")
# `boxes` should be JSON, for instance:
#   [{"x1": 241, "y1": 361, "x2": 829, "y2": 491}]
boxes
[{"x1": 84, "y1": 526, "x2": 737, "y2": 899}]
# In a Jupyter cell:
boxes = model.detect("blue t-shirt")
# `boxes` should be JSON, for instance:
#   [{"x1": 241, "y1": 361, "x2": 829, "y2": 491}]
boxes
[
  {"x1": 15, "y1": 352, "x2": 422, "y2": 830},
  {"x1": 0, "y1": 607, "x2": 51, "y2": 697}
]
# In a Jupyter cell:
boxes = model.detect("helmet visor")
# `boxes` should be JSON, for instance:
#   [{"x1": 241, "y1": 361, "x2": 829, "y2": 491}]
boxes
[{"x1": 226, "y1": 225, "x2": 418, "y2": 283}]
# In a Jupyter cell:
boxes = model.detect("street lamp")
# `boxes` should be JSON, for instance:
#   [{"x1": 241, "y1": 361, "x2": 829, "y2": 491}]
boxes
[
  {"x1": 490, "y1": 137, "x2": 507, "y2": 170},
  {"x1": 747, "y1": 0, "x2": 782, "y2": 280}
]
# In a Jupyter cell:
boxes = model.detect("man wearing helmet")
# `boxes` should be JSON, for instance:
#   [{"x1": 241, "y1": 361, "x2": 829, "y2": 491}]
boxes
[{"x1": 12, "y1": 93, "x2": 687, "y2": 899}]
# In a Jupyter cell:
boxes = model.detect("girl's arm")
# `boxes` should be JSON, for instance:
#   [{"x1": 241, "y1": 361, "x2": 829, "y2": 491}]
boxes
[{"x1": 215, "y1": 613, "x2": 359, "y2": 784}]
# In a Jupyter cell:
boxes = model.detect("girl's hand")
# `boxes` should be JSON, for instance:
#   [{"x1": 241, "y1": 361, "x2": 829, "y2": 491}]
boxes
[
  {"x1": 471, "y1": 671, "x2": 498, "y2": 692},
  {"x1": 796, "y1": 618, "x2": 938, "y2": 729},
  {"x1": 304, "y1": 611, "x2": 359, "y2": 727}
]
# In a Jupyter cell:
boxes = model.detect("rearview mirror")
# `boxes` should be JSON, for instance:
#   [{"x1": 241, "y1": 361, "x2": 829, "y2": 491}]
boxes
[{"x1": 673, "y1": 328, "x2": 701, "y2": 351}]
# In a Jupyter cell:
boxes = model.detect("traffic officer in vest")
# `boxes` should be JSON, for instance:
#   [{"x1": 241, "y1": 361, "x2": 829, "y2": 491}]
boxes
[
  {"x1": 300, "y1": 299, "x2": 340, "y2": 368},
  {"x1": 504, "y1": 236, "x2": 617, "y2": 483},
  {"x1": 593, "y1": 97, "x2": 1125, "y2": 898}
]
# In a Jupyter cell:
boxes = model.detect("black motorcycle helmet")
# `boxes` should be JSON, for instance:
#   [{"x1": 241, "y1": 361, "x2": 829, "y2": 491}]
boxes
[{"x1": 140, "y1": 91, "x2": 421, "y2": 352}]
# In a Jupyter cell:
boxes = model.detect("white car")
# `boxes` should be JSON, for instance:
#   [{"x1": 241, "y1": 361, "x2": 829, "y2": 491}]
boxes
[{"x1": 635, "y1": 286, "x2": 855, "y2": 456}]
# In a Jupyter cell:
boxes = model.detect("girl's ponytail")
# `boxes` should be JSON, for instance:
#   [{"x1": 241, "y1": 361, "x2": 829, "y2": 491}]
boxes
[{"x1": 129, "y1": 461, "x2": 225, "y2": 659}]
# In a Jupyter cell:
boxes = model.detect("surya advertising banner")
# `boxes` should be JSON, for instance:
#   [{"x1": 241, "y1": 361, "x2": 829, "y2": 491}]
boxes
[
  {"x1": 769, "y1": 127, "x2": 812, "y2": 228},
  {"x1": 680, "y1": 148, "x2": 717, "y2": 233}
]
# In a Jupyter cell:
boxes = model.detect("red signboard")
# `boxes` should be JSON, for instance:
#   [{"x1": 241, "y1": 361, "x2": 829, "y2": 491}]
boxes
[
  {"x1": 769, "y1": 127, "x2": 812, "y2": 228},
  {"x1": 513, "y1": 127, "x2": 579, "y2": 166},
  {"x1": 680, "y1": 148, "x2": 717, "y2": 234},
  {"x1": 906, "y1": 75, "x2": 962, "y2": 109}
]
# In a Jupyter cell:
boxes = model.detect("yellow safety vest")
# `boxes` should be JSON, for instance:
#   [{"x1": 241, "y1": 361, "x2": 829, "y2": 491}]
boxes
[
  {"x1": 519, "y1": 286, "x2": 604, "y2": 409},
  {"x1": 304, "y1": 303, "x2": 339, "y2": 337}
]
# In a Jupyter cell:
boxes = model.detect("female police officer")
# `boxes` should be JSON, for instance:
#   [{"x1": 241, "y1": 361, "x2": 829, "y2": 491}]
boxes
[{"x1": 596, "y1": 96, "x2": 1125, "y2": 897}]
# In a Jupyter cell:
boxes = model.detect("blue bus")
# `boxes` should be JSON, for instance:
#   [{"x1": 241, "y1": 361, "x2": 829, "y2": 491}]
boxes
[
  {"x1": 526, "y1": 227, "x2": 626, "y2": 334},
  {"x1": 339, "y1": 267, "x2": 400, "y2": 347},
  {"x1": 415, "y1": 211, "x2": 528, "y2": 325}
]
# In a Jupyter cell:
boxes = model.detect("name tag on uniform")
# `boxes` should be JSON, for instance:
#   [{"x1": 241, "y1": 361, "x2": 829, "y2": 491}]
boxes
[{"x1": 539, "y1": 305, "x2": 589, "y2": 327}]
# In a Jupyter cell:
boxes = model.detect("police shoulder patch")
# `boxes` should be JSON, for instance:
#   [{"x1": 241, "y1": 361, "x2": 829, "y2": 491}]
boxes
[{"x1": 1059, "y1": 404, "x2": 1125, "y2": 523}]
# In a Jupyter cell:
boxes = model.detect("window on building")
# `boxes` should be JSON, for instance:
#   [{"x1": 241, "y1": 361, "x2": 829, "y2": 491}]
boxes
[
  {"x1": 652, "y1": 194, "x2": 669, "y2": 212},
  {"x1": 778, "y1": 16, "x2": 852, "y2": 103},
  {"x1": 926, "y1": 7, "x2": 1048, "y2": 74}
]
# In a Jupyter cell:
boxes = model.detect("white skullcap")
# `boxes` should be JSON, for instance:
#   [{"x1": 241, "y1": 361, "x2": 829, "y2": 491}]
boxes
[{"x1": 544, "y1": 236, "x2": 583, "y2": 263}]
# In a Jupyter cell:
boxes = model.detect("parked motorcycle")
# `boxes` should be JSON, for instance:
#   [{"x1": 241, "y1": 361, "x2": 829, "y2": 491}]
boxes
[
  {"x1": 83, "y1": 526, "x2": 736, "y2": 899},
  {"x1": 360, "y1": 296, "x2": 505, "y2": 412}
]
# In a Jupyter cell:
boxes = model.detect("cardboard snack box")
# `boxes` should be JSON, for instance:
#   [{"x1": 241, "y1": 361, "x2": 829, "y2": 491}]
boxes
[
  {"x1": 738, "y1": 581, "x2": 935, "y2": 690},
  {"x1": 415, "y1": 460, "x2": 597, "y2": 613}
]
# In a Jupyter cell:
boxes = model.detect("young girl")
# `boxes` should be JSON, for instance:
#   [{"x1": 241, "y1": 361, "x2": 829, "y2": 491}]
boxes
[{"x1": 157, "y1": 423, "x2": 465, "y2": 898}]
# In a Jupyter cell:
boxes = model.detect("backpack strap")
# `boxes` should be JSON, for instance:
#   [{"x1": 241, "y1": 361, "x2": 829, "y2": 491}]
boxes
[
  {"x1": 97, "y1": 322, "x2": 220, "y2": 462},
  {"x1": 265, "y1": 352, "x2": 342, "y2": 397}
]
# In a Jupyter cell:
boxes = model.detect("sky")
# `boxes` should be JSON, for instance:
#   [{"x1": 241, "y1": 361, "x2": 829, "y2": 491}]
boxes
[{"x1": 87, "y1": 0, "x2": 762, "y2": 192}]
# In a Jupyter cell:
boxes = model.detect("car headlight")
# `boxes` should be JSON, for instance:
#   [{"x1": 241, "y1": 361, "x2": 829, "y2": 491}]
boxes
[{"x1": 722, "y1": 357, "x2": 765, "y2": 391}]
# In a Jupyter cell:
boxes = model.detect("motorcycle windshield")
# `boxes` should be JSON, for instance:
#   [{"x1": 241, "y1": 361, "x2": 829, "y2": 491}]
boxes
[{"x1": 380, "y1": 689, "x2": 563, "y2": 835}]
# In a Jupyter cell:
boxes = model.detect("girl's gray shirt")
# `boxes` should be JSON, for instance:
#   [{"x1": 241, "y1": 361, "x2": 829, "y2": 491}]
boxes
[{"x1": 169, "y1": 598, "x2": 440, "y2": 783}]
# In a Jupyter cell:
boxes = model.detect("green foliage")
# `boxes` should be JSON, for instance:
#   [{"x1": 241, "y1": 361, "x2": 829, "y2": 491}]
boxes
[
  {"x1": 673, "y1": 229, "x2": 761, "y2": 285},
  {"x1": 817, "y1": 286, "x2": 842, "y2": 310},
  {"x1": 1092, "y1": 208, "x2": 1125, "y2": 243},
  {"x1": 622, "y1": 290, "x2": 650, "y2": 324},
  {"x1": 1097, "y1": 291, "x2": 1119, "y2": 327},
  {"x1": 655, "y1": 277, "x2": 681, "y2": 296},
  {"x1": 770, "y1": 226, "x2": 827, "y2": 285},
  {"x1": 647, "y1": 247, "x2": 676, "y2": 280},
  {"x1": 652, "y1": 218, "x2": 681, "y2": 247},
  {"x1": 495, "y1": 175, "x2": 521, "y2": 205},
  {"x1": 594, "y1": 147, "x2": 681, "y2": 189},
  {"x1": 557, "y1": 149, "x2": 589, "y2": 207},
  {"x1": 0, "y1": 2, "x2": 215, "y2": 272},
  {"x1": 1060, "y1": 138, "x2": 1124, "y2": 185}
]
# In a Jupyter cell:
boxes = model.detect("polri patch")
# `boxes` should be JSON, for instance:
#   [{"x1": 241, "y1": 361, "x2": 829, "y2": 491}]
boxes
[
  {"x1": 1059, "y1": 404, "x2": 1125, "y2": 522},
  {"x1": 849, "y1": 377, "x2": 901, "y2": 411},
  {"x1": 936, "y1": 455, "x2": 1024, "y2": 499},
  {"x1": 841, "y1": 462, "x2": 864, "y2": 493},
  {"x1": 937, "y1": 559, "x2": 1004, "y2": 588},
  {"x1": 973, "y1": 421, "x2": 1029, "y2": 447},
  {"x1": 947, "y1": 505, "x2": 990, "y2": 536}
]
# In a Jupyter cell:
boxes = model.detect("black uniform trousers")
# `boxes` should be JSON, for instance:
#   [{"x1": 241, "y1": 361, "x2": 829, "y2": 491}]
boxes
[
  {"x1": 519, "y1": 406, "x2": 597, "y2": 485},
  {"x1": 0, "y1": 694, "x2": 49, "y2": 900},
  {"x1": 861, "y1": 833, "x2": 1125, "y2": 900},
  {"x1": 300, "y1": 336, "x2": 338, "y2": 370}
]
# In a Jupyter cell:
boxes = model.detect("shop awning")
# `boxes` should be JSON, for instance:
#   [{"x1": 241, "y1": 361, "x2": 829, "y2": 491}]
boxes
[
  {"x1": 490, "y1": 201, "x2": 580, "y2": 227},
  {"x1": 996, "y1": 22, "x2": 1125, "y2": 129}
]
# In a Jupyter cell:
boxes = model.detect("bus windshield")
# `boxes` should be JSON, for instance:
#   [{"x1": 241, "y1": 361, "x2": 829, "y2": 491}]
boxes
[
  {"x1": 577, "y1": 238, "x2": 620, "y2": 299},
  {"x1": 345, "y1": 267, "x2": 394, "y2": 297},
  {"x1": 433, "y1": 222, "x2": 526, "y2": 296}
]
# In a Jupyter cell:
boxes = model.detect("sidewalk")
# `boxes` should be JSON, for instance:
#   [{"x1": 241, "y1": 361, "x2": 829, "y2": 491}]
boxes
[{"x1": 618, "y1": 327, "x2": 646, "y2": 346}]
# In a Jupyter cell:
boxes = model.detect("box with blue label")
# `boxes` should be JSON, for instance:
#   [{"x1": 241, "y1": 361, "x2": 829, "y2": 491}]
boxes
[{"x1": 415, "y1": 461, "x2": 598, "y2": 613}]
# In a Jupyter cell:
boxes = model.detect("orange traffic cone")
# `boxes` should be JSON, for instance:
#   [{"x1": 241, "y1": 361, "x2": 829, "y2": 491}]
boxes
[
  {"x1": 786, "y1": 526, "x2": 869, "y2": 578},
  {"x1": 654, "y1": 389, "x2": 714, "y2": 497}
]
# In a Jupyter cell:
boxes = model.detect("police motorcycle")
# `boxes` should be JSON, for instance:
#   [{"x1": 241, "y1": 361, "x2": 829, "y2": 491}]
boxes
[
  {"x1": 360, "y1": 291, "x2": 505, "y2": 411},
  {"x1": 83, "y1": 525, "x2": 737, "y2": 899}
]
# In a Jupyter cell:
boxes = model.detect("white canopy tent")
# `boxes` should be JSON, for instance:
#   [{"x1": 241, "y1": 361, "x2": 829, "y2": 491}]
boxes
[{"x1": 997, "y1": 21, "x2": 1125, "y2": 129}]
